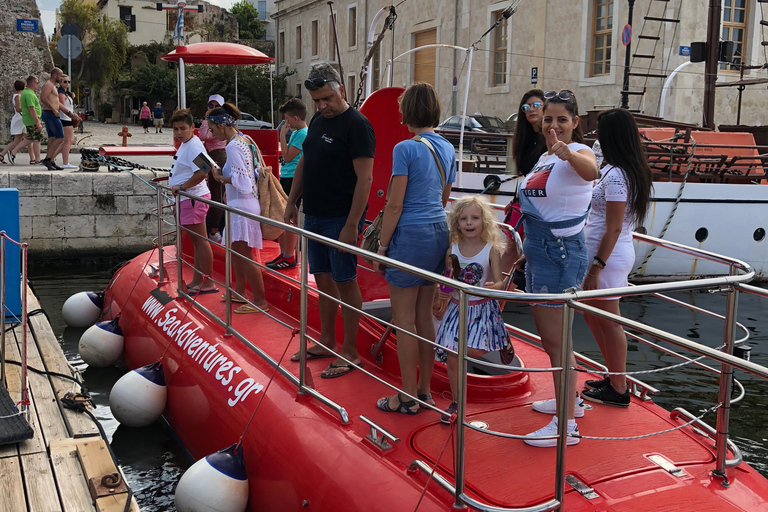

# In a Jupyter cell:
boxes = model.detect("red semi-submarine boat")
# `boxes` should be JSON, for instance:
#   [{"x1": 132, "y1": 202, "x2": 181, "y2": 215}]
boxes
[{"x1": 92, "y1": 87, "x2": 768, "y2": 511}]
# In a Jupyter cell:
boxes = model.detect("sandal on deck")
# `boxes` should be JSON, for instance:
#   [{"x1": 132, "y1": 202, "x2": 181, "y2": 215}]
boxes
[
  {"x1": 418, "y1": 393, "x2": 436, "y2": 409},
  {"x1": 320, "y1": 361, "x2": 362, "y2": 379},
  {"x1": 234, "y1": 304, "x2": 270, "y2": 314},
  {"x1": 377, "y1": 394, "x2": 420, "y2": 415},
  {"x1": 221, "y1": 293, "x2": 248, "y2": 304}
]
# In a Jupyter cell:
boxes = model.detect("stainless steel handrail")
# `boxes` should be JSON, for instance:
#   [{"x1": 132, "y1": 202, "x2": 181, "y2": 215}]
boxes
[
  {"x1": 670, "y1": 407, "x2": 743, "y2": 467},
  {"x1": 156, "y1": 185, "x2": 763, "y2": 510}
]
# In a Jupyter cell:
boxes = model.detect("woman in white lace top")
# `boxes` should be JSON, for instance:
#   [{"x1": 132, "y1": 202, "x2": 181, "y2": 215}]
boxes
[
  {"x1": 207, "y1": 103, "x2": 269, "y2": 314},
  {"x1": 580, "y1": 108, "x2": 652, "y2": 407}
]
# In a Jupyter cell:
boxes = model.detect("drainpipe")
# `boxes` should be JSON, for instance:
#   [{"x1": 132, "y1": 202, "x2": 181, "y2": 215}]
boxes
[{"x1": 452, "y1": 0, "x2": 459, "y2": 116}]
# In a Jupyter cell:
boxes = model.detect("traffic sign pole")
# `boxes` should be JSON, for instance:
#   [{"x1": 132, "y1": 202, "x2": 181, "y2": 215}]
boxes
[{"x1": 620, "y1": 0, "x2": 636, "y2": 109}]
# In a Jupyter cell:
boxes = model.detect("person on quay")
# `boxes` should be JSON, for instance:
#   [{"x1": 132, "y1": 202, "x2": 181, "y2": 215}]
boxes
[
  {"x1": 520, "y1": 90, "x2": 598, "y2": 448},
  {"x1": 168, "y1": 108, "x2": 217, "y2": 294},
  {"x1": 198, "y1": 94, "x2": 228, "y2": 244},
  {"x1": 40, "y1": 68, "x2": 73, "y2": 170},
  {"x1": 153, "y1": 102, "x2": 164, "y2": 133},
  {"x1": 580, "y1": 108, "x2": 652, "y2": 407},
  {"x1": 0, "y1": 80, "x2": 26, "y2": 165},
  {"x1": 140, "y1": 101, "x2": 151, "y2": 133},
  {"x1": 18, "y1": 75, "x2": 44, "y2": 165},
  {"x1": 266, "y1": 98, "x2": 308, "y2": 271},
  {"x1": 433, "y1": 195, "x2": 509, "y2": 422},
  {"x1": 54, "y1": 75, "x2": 77, "y2": 169},
  {"x1": 373, "y1": 83, "x2": 455, "y2": 414},
  {"x1": 501, "y1": 89, "x2": 548, "y2": 279},
  {"x1": 207, "y1": 103, "x2": 269, "y2": 314},
  {"x1": 284, "y1": 63, "x2": 375, "y2": 379}
]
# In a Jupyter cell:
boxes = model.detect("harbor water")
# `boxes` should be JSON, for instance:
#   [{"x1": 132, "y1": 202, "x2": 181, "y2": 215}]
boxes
[{"x1": 28, "y1": 259, "x2": 768, "y2": 509}]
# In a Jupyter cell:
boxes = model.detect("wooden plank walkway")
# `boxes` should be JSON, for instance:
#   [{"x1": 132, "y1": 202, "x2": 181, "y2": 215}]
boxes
[{"x1": 1, "y1": 288, "x2": 140, "y2": 512}]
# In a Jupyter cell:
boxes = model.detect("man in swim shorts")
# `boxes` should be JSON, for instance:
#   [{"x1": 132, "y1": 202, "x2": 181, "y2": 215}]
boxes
[{"x1": 40, "y1": 68, "x2": 75, "y2": 170}]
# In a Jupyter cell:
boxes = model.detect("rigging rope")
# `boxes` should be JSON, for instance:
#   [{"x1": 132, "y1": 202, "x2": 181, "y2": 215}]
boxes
[{"x1": 353, "y1": 6, "x2": 397, "y2": 109}]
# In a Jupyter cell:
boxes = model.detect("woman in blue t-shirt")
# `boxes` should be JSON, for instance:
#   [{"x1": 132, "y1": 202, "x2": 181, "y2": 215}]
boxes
[{"x1": 373, "y1": 83, "x2": 456, "y2": 415}]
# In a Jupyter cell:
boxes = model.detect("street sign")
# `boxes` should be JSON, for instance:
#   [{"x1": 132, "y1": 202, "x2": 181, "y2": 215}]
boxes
[
  {"x1": 622, "y1": 25, "x2": 632, "y2": 46},
  {"x1": 679, "y1": 46, "x2": 691, "y2": 57},
  {"x1": 16, "y1": 19, "x2": 38, "y2": 32},
  {"x1": 60, "y1": 23, "x2": 78, "y2": 37},
  {"x1": 57, "y1": 35, "x2": 82, "y2": 59},
  {"x1": 83, "y1": 86, "x2": 90, "y2": 96},
  {"x1": 531, "y1": 67, "x2": 538, "y2": 85}
]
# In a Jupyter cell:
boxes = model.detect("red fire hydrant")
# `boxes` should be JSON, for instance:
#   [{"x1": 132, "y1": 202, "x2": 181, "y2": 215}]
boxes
[{"x1": 118, "y1": 126, "x2": 132, "y2": 147}]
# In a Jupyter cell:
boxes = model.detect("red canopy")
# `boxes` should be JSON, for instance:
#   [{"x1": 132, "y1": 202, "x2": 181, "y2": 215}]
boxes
[{"x1": 161, "y1": 42, "x2": 274, "y2": 65}]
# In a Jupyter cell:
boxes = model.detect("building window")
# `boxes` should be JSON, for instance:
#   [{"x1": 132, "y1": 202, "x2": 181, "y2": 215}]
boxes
[
  {"x1": 721, "y1": 0, "x2": 748, "y2": 71},
  {"x1": 257, "y1": 1, "x2": 267, "y2": 21},
  {"x1": 347, "y1": 75, "x2": 356, "y2": 99},
  {"x1": 413, "y1": 29, "x2": 437, "y2": 86},
  {"x1": 491, "y1": 10, "x2": 508, "y2": 86},
  {"x1": 372, "y1": 46, "x2": 381, "y2": 90},
  {"x1": 311, "y1": 20, "x2": 319, "y2": 56},
  {"x1": 296, "y1": 83, "x2": 302, "y2": 98},
  {"x1": 591, "y1": 0, "x2": 613, "y2": 76},
  {"x1": 119, "y1": 6, "x2": 134, "y2": 32},
  {"x1": 295, "y1": 25, "x2": 302, "y2": 60},
  {"x1": 279, "y1": 31, "x2": 285, "y2": 64},
  {"x1": 348, "y1": 6, "x2": 357, "y2": 47},
  {"x1": 329, "y1": 13, "x2": 337, "y2": 60}
]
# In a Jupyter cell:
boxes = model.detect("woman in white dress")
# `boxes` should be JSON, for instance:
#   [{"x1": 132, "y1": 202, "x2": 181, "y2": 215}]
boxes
[
  {"x1": 207, "y1": 103, "x2": 269, "y2": 314},
  {"x1": 580, "y1": 108, "x2": 652, "y2": 407},
  {"x1": 0, "y1": 80, "x2": 26, "y2": 164}
]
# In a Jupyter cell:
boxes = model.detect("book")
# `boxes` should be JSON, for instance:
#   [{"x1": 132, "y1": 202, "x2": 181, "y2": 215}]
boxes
[{"x1": 193, "y1": 152, "x2": 218, "y2": 174}]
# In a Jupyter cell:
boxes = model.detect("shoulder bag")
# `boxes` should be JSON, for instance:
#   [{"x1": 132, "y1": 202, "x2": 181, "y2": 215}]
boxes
[
  {"x1": 244, "y1": 136, "x2": 289, "y2": 241},
  {"x1": 360, "y1": 134, "x2": 447, "y2": 263}
]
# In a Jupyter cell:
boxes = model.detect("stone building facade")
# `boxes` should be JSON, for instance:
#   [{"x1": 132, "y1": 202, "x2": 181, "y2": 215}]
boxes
[
  {"x1": 272, "y1": 0, "x2": 768, "y2": 128},
  {"x1": 97, "y1": 0, "x2": 238, "y2": 46},
  {"x1": 0, "y1": 0, "x2": 54, "y2": 143}
]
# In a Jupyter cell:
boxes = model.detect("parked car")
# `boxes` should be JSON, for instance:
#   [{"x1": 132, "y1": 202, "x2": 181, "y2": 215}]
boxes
[
  {"x1": 237, "y1": 113, "x2": 273, "y2": 130},
  {"x1": 437, "y1": 114, "x2": 507, "y2": 148}
]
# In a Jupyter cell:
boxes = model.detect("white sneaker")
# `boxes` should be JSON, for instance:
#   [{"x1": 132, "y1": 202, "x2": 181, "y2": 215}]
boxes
[
  {"x1": 531, "y1": 396, "x2": 585, "y2": 418},
  {"x1": 62, "y1": 164, "x2": 77, "y2": 169},
  {"x1": 524, "y1": 416, "x2": 580, "y2": 447},
  {"x1": 209, "y1": 232, "x2": 222, "y2": 243}
]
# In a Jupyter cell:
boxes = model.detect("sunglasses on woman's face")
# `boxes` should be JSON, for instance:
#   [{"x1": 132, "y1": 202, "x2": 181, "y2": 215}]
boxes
[
  {"x1": 207, "y1": 103, "x2": 217, "y2": 108},
  {"x1": 543, "y1": 90, "x2": 575, "y2": 101},
  {"x1": 522, "y1": 101, "x2": 543, "y2": 112}
]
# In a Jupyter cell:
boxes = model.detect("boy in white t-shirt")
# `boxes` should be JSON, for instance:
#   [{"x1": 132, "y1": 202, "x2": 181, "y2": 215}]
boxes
[{"x1": 169, "y1": 109, "x2": 216, "y2": 294}]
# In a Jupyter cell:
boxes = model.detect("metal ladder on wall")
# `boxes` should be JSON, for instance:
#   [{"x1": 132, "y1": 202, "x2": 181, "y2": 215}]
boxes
[{"x1": 625, "y1": 0, "x2": 682, "y2": 113}]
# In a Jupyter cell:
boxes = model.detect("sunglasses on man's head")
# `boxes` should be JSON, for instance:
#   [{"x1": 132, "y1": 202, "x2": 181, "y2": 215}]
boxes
[
  {"x1": 522, "y1": 101, "x2": 543, "y2": 112},
  {"x1": 304, "y1": 78, "x2": 337, "y2": 90},
  {"x1": 543, "y1": 90, "x2": 575, "y2": 101}
]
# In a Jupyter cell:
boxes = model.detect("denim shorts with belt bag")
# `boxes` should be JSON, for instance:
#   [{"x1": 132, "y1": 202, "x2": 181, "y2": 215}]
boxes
[{"x1": 519, "y1": 191, "x2": 589, "y2": 302}]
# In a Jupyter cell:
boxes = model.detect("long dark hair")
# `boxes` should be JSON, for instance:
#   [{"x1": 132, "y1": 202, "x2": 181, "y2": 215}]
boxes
[
  {"x1": 511, "y1": 89, "x2": 545, "y2": 173},
  {"x1": 597, "y1": 108, "x2": 653, "y2": 226}
]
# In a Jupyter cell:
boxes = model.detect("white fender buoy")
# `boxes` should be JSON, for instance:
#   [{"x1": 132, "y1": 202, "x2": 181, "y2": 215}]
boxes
[
  {"x1": 175, "y1": 444, "x2": 249, "y2": 512},
  {"x1": 109, "y1": 362, "x2": 167, "y2": 427},
  {"x1": 78, "y1": 317, "x2": 124, "y2": 367},
  {"x1": 62, "y1": 291, "x2": 104, "y2": 327}
]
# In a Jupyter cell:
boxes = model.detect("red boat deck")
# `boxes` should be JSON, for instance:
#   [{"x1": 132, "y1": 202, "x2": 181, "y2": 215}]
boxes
[{"x1": 103, "y1": 236, "x2": 768, "y2": 512}]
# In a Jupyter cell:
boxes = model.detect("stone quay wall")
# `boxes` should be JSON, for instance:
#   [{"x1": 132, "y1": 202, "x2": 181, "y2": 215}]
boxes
[{"x1": 0, "y1": 170, "x2": 172, "y2": 258}]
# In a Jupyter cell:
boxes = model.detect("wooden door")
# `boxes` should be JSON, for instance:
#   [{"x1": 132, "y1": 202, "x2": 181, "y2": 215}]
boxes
[{"x1": 413, "y1": 29, "x2": 436, "y2": 86}]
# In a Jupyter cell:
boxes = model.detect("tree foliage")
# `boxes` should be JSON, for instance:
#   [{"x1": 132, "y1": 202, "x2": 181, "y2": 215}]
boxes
[
  {"x1": 56, "y1": 0, "x2": 129, "y2": 90},
  {"x1": 231, "y1": 0, "x2": 266, "y2": 40},
  {"x1": 186, "y1": 65, "x2": 294, "y2": 122},
  {"x1": 129, "y1": 59, "x2": 178, "y2": 105}
]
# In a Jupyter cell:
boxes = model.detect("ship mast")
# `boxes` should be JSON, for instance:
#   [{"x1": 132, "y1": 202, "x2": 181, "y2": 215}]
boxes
[{"x1": 702, "y1": 0, "x2": 721, "y2": 129}]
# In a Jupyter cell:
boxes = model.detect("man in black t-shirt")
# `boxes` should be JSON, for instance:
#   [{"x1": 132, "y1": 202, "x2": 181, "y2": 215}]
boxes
[{"x1": 285, "y1": 64, "x2": 376, "y2": 379}]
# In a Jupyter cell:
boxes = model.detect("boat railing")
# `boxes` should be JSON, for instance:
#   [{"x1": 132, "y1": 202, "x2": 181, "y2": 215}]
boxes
[{"x1": 155, "y1": 186, "x2": 766, "y2": 511}]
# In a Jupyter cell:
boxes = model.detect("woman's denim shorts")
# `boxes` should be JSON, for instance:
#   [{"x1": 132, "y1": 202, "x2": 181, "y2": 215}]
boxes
[
  {"x1": 385, "y1": 221, "x2": 449, "y2": 288},
  {"x1": 524, "y1": 232, "x2": 588, "y2": 305}
]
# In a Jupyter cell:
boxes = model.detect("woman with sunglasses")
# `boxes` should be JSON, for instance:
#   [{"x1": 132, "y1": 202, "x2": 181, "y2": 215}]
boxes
[
  {"x1": 519, "y1": 90, "x2": 599, "y2": 448},
  {"x1": 207, "y1": 103, "x2": 269, "y2": 314},
  {"x1": 56, "y1": 75, "x2": 77, "y2": 169},
  {"x1": 501, "y1": 89, "x2": 547, "y2": 282},
  {"x1": 580, "y1": 108, "x2": 652, "y2": 408}
]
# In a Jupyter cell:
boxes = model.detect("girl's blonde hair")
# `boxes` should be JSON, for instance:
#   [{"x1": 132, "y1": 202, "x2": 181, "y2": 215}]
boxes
[{"x1": 448, "y1": 195, "x2": 505, "y2": 251}]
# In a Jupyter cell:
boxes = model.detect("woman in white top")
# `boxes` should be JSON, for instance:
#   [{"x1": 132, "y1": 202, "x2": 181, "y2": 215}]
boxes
[
  {"x1": 56, "y1": 75, "x2": 77, "y2": 168},
  {"x1": 207, "y1": 103, "x2": 269, "y2": 314},
  {"x1": 518, "y1": 91, "x2": 598, "y2": 447},
  {"x1": 580, "y1": 108, "x2": 652, "y2": 408},
  {"x1": 0, "y1": 80, "x2": 26, "y2": 164}
]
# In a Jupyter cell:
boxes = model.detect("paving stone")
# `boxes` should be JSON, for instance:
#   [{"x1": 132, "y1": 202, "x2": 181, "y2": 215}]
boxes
[
  {"x1": 9, "y1": 173, "x2": 51, "y2": 197},
  {"x1": 94, "y1": 214, "x2": 149, "y2": 237},
  {"x1": 51, "y1": 174, "x2": 93, "y2": 197},
  {"x1": 32, "y1": 215, "x2": 95, "y2": 239},
  {"x1": 93, "y1": 172, "x2": 134, "y2": 196},
  {"x1": 57, "y1": 195, "x2": 128, "y2": 216},
  {"x1": 19, "y1": 196, "x2": 56, "y2": 216}
]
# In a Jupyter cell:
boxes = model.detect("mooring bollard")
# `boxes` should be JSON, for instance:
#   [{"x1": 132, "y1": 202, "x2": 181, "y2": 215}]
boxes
[{"x1": 117, "y1": 126, "x2": 132, "y2": 147}]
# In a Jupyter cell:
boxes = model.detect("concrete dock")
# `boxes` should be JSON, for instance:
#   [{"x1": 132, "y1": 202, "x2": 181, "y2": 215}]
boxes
[{"x1": 0, "y1": 289, "x2": 140, "y2": 512}]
